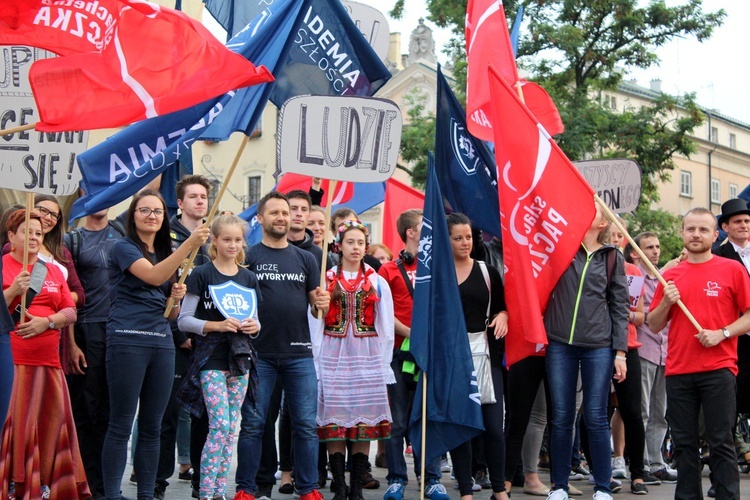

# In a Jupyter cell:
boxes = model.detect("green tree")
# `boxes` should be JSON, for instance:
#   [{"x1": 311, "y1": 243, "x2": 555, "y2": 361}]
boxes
[
  {"x1": 390, "y1": 0, "x2": 724, "y2": 206},
  {"x1": 397, "y1": 87, "x2": 435, "y2": 188},
  {"x1": 625, "y1": 207, "x2": 684, "y2": 266}
]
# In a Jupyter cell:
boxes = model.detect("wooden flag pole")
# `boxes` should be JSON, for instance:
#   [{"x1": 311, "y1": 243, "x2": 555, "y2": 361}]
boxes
[
  {"x1": 163, "y1": 136, "x2": 250, "y2": 316},
  {"x1": 0, "y1": 123, "x2": 36, "y2": 137},
  {"x1": 594, "y1": 194, "x2": 702, "y2": 332},
  {"x1": 419, "y1": 371, "x2": 428, "y2": 500},
  {"x1": 19, "y1": 192, "x2": 34, "y2": 324},
  {"x1": 317, "y1": 179, "x2": 337, "y2": 319}
]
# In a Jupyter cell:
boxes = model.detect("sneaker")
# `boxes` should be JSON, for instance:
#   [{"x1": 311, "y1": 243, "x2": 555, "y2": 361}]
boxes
[
  {"x1": 440, "y1": 458, "x2": 451, "y2": 473},
  {"x1": 630, "y1": 482, "x2": 648, "y2": 495},
  {"x1": 256, "y1": 484, "x2": 273, "y2": 500},
  {"x1": 592, "y1": 492, "x2": 613, "y2": 500},
  {"x1": 383, "y1": 480, "x2": 405, "y2": 500},
  {"x1": 424, "y1": 480, "x2": 450, "y2": 500},
  {"x1": 651, "y1": 467, "x2": 677, "y2": 483},
  {"x1": 707, "y1": 484, "x2": 716, "y2": 498},
  {"x1": 298, "y1": 490, "x2": 323, "y2": 500},
  {"x1": 546, "y1": 489, "x2": 568, "y2": 500},
  {"x1": 179, "y1": 468, "x2": 195, "y2": 481},
  {"x1": 610, "y1": 480, "x2": 622, "y2": 493},
  {"x1": 275, "y1": 468, "x2": 283, "y2": 480},
  {"x1": 405, "y1": 445, "x2": 413, "y2": 455},
  {"x1": 611, "y1": 457, "x2": 627, "y2": 479},
  {"x1": 471, "y1": 478, "x2": 481, "y2": 492},
  {"x1": 153, "y1": 488, "x2": 166, "y2": 500},
  {"x1": 129, "y1": 471, "x2": 137, "y2": 485},
  {"x1": 40, "y1": 486, "x2": 50, "y2": 500},
  {"x1": 572, "y1": 464, "x2": 590, "y2": 477},
  {"x1": 233, "y1": 493, "x2": 255, "y2": 500},
  {"x1": 642, "y1": 469, "x2": 661, "y2": 485},
  {"x1": 569, "y1": 470, "x2": 584, "y2": 481},
  {"x1": 474, "y1": 470, "x2": 491, "y2": 490}
]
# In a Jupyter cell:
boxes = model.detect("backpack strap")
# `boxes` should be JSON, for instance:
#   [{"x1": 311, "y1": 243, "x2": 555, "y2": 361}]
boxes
[
  {"x1": 477, "y1": 260, "x2": 492, "y2": 327},
  {"x1": 396, "y1": 259, "x2": 414, "y2": 298},
  {"x1": 68, "y1": 228, "x2": 82, "y2": 266}
]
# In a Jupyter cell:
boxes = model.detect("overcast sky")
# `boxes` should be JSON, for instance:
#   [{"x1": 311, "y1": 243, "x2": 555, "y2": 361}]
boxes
[{"x1": 353, "y1": 0, "x2": 750, "y2": 124}]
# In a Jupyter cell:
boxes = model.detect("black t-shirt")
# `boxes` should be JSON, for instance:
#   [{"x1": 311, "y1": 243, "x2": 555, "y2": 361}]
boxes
[
  {"x1": 245, "y1": 243, "x2": 319, "y2": 358},
  {"x1": 458, "y1": 261, "x2": 506, "y2": 367},
  {"x1": 186, "y1": 262, "x2": 261, "y2": 370},
  {"x1": 65, "y1": 225, "x2": 124, "y2": 323}
]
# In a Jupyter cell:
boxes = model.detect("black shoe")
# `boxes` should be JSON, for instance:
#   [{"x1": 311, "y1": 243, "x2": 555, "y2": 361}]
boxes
[
  {"x1": 179, "y1": 468, "x2": 194, "y2": 481},
  {"x1": 651, "y1": 467, "x2": 677, "y2": 483},
  {"x1": 474, "y1": 470, "x2": 491, "y2": 490},
  {"x1": 257, "y1": 483, "x2": 273, "y2": 500},
  {"x1": 192, "y1": 485, "x2": 200, "y2": 498},
  {"x1": 610, "y1": 481, "x2": 622, "y2": 494},
  {"x1": 630, "y1": 482, "x2": 648, "y2": 495},
  {"x1": 278, "y1": 482, "x2": 295, "y2": 495},
  {"x1": 641, "y1": 470, "x2": 661, "y2": 486},
  {"x1": 153, "y1": 488, "x2": 166, "y2": 500},
  {"x1": 129, "y1": 471, "x2": 137, "y2": 485},
  {"x1": 707, "y1": 484, "x2": 716, "y2": 498},
  {"x1": 375, "y1": 454, "x2": 387, "y2": 469}
]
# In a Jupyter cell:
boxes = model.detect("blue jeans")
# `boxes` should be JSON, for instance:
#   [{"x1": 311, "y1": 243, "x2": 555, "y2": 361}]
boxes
[
  {"x1": 385, "y1": 357, "x2": 442, "y2": 484},
  {"x1": 0, "y1": 333, "x2": 12, "y2": 421},
  {"x1": 546, "y1": 340, "x2": 613, "y2": 494},
  {"x1": 102, "y1": 344, "x2": 175, "y2": 500},
  {"x1": 236, "y1": 357, "x2": 319, "y2": 495}
]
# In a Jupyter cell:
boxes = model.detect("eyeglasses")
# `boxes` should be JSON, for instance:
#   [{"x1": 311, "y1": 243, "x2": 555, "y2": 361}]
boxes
[
  {"x1": 136, "y1": 207, "x2": 165, "y2": 218},
  {"x1": 35, "y1": 205, "x2": 60, "y2": 222}
]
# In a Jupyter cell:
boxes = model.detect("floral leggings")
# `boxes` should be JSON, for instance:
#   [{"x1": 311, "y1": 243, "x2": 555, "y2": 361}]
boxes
[{"x1": 200, "y1": 370, "x2": 249, "y2": 499}]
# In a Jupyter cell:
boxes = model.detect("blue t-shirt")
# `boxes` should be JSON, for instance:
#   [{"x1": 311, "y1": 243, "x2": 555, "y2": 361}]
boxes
[
  {"x1": 245, "y1": 243, "x2": 319, "y2": 358},
  {"x1": 107, "y1": 237, "x2": 174, "y2": 348},
  {"x1": 186, "y1": 262, "x2": 261, "y2": 370}
]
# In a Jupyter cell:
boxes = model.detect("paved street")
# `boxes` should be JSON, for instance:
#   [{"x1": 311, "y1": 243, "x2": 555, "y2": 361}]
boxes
[{"x1": 119, "y1": 445, "x2": 750, "y2": 499}]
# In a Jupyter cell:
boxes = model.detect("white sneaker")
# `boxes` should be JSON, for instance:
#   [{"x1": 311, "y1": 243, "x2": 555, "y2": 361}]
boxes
[
  {"x1": 592, "y1": 492, "x2": 613, "y2": 500},
  {"x1": 611, "y1": 456, "x2": 627, "y2": 479},
  {"x1": 472, "y1": 478, "x2": 481, "y2": 492},
  {"x1": 440, "y1": 458, "x2": 451, "y2": 472},
  {"x1": 547, "y1": 489, "x2": 569, "y2": 500}
]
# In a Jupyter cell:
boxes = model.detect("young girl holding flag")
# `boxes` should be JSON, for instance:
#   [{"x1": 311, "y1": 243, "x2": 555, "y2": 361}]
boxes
[{"x1": 176, "y1": 214, "x2": 260, "y2": 500}]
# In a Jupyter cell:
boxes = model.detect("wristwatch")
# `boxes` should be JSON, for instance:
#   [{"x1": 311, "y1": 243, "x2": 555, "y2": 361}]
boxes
[
  {"x1": 722, "y1": 327, "x2": 731, "y2": 340},
  {"x1": 47, "y1": 316, "x2": 56, "y2": 330}
]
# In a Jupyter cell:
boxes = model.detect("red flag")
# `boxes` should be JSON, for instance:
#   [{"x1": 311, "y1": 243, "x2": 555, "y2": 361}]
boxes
[
  {"x1": 0, "y1": 0, "x2": 120, "y2": 55},
  {"x1": 488, "y1": 64, "x2": 595, "y2": 366},
  {"x1": 466, "y1": 0, "x2": 518, "y2": 141},
  {"x1": 521, "y1": 80, "x2": 565, "y2": 137},
  {"x1": 382, "y1": 178, "x2": 424, "y2": 252},
  {"x1": 26, "y1": 0, "x2": 273, "y2": 132}
]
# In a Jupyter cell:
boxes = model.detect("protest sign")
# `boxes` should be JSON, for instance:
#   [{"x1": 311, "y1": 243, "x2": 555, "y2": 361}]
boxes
[
  {"x1": 0, "y1": 45, "x2": 87, "y2": 196},
  {"x1": 276, "y1": 95, "x2": 402, "y2": 182},
  {"x1": 341, "y1": 0, "x2": 390, "y2": 62},
  {"x1": 574, "y1": 159, "x2": 642, "y2": 214}
]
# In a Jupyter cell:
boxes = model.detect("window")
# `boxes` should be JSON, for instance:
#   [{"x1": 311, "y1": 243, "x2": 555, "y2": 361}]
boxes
[
  {"x1": 710, "y1": 178, "x2": 720, "y2": 204},
  {"x1": 603, "y1": 95, "x2": 617, "y2": 110},
  {"x1": 680, "y1": 171, "x2": 692, "y2": 197},
  {"x1": 247, "y1": 175, "x2": 262, "y2": 208},
  {"x1": 730, "y1": 183, "x2": 738, "y2": 199},
  {"x1": 710, "y1": 126, "x2": 718, "y2": 143},
  {"x1": 730, "y1": 133, "x2": 737, "y2": 149},
  {"x1": 208, "y1": 179, "x2": 221, "y2": 209}
]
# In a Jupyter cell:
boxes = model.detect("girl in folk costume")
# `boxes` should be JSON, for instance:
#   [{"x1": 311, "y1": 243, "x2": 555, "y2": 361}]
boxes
[
  {"x1": 177, "y1": 214, "x2": 260, "y2": 500},
  {"x1": 313, "y1": 220, "x2": 395, "y2": 500}
]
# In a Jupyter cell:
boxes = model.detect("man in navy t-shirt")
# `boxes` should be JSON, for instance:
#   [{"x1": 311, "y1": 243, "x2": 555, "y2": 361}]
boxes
[{"x1": 235, "y1": 191, "x2": 330, "y2": 500}]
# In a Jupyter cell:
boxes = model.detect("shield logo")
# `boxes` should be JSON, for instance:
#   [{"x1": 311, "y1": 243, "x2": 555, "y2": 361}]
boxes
[
  {"x1": 209, "y1": 281, "x2": 258, "y2": 321},
  {"x1": 451, "y1": 118, "x2": 480, "y2": 176}
]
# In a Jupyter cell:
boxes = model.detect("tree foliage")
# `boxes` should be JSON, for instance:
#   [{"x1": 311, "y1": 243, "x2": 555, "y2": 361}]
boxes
[
  {"x1": 397, "y1": 88, "x2": 435, "y2": 188},
  {"x1": 390, "y1": 0, "x2": 725, "y2": 206},
  {"x1": 625, "y1": 206, "x2": 684, "y2": 266}
]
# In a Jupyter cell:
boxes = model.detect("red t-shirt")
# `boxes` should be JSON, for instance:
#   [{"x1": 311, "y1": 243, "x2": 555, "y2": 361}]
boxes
[
  {"x1": 378, "y1": 259, "x2": 416, "y2": 349},
  {"x1": 650, "y1": 256, "x2": 750, "y2": 376},
  {"x1": 625, "y1": 263, "x2": 643, "y2": 349},
  {"x1": 3, "y1": 254, "x2": 75, "y2": 368}
]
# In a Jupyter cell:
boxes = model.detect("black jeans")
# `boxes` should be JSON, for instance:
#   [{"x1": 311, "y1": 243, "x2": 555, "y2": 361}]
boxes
[
  {"x1": 451, "y1": 366, "x2": 506, "y2": 495},
  {"x1": 67, "y1": 322, "x2": 110, "y2": 496},
  {"x1": 667, "y1": 368, "x2": 739, "y2": 500},
  {"x1": 504, "y1": 355, "x2": 549, "y2": 480},
  {"x1": 612, "y1": 349, "x2": 645, "y2": 480},
  {"x1": 156, "y1": 347, "x2": 191, "y2": 491}
]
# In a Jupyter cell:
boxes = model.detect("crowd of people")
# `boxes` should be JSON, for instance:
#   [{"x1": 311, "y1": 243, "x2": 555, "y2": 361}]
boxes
[{"x1": 1, "y1": 175, "x2": 750, "y2": 500}]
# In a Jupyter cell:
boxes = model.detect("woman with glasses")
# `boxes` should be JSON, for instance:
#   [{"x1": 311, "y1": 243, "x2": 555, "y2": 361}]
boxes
[{"x1": 101, "y1": 189, "x2": 209, "y2": 500}]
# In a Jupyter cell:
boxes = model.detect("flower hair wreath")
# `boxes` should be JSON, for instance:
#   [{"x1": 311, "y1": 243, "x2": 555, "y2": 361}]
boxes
[{"x1": 332, "y1": 219, "x2": 370, "y2": 253}]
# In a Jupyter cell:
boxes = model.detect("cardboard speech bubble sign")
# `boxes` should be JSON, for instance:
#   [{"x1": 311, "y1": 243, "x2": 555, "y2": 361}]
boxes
[
  {"x1": 341, "y1": 0, "x2": 391, "y2": 62},
  {"x1": 276, "y1": 95, "x2": 402, "y2": 183},
  {"x1": 0, "y1": 45, "x2": 88, "y2": 196},
  {"x1": 574, "y1": 159, "x2": 642, "y2": 214}
]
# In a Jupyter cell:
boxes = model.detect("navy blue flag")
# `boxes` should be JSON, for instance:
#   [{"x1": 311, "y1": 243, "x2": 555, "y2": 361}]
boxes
[
  {"x1": 434, "y1": 67, "x2": 500, "y2": 237},
  {"x1": 408, "y1": 154, "x2": 484, "y2": 464},
  {"x1": 70, "y1": 0, "x2": 305, "y2": 222},
  {"x1": 203, "y1": 0, "x2": 391, "y2": 106}
]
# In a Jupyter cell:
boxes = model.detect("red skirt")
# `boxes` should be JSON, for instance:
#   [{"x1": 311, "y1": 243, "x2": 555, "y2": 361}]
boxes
[{"x1": 0, "y1": 365, "x2": 90, "y2": 500}]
